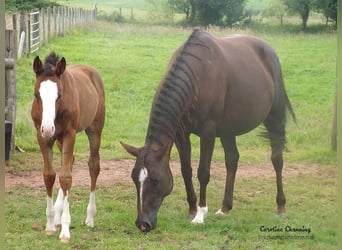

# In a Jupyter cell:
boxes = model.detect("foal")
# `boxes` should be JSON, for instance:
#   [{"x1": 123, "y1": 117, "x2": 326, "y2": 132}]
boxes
[{"x1": 31, "y1": 52, "x2": 105, "y2": 242}]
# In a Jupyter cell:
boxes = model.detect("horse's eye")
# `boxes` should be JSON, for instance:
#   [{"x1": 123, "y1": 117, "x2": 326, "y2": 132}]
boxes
[
  {"x1": 151, "y1": 179, "x2": 159, "y2": 186},
  {"x1": 34, "y1": 92, "x2": 40, "y2": 99}
]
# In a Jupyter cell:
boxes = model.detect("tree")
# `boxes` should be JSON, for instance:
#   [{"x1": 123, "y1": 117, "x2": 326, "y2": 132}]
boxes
[
  {"x1": 284, "y1": 0, "x2": 314, "y2": 30},
  {"x1": 168, "y1": 0, "x2": 246, "y2": 27},
  {"x1": 168, "y1": 0, "x2": 196, "y2": 24},
  {"x1": 264, "y1": 0, "x2": 287, "y2": 25},
  {"x1": 195, "y1": 0, "x2": 225, "y2": 27},
  {"x1": 223, "y1": 0, "x2": 246, "y2": 27},
  {"x1": 315, "y1": 0, "x2": 337, "y2": 25}
]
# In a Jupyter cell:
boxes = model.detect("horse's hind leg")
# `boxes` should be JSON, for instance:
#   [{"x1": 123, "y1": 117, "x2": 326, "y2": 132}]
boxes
[
  {"x1": 84, "y1": 126, "x2": 102, "y2": 227},
  {"x1": 218, "y1": 135, "x2": 239, "y2": 214},
  {"x1": 263, "y1": 113, "x2": 287, "y2": 216}
]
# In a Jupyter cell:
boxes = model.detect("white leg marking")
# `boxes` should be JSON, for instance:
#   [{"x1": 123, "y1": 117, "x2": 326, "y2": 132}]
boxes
[
  {"x1": 54, "y1": 188, "x2": 64, "y2": 226},
  {"x1": 45, "y1": 196, "x2": 56, "y2": 234},
  {"x1": 215, "y1": 209, "x2": 225, "y2": 215},
  {"x1": 191, "y1": 206, "x2": 208, "y2": 224},
  {"x1": 59, "y1": 192, "x2": 71, "y2": 243},
  {"x1": 138, "y1": 167, "x2": 148, "y2": 213},
  {"x1": 85, "y1": 191, "x2": 96, "y2": 227},
  {"x1": 39, "y1": 80, "x2": 59, "y2": 138}
]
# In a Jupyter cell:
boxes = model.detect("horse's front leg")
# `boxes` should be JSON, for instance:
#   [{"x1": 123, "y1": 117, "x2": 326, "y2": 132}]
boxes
[
  {"x1": 58, "y1": 131, "x2": 76, "y2": 243},
  {"x1": 37, "y1": 135, "x2": 56, "y2": 235},
  {"x1": 192, "y1": 122, "x2": 216, "y2": 224},
  {"x1": 175, "y1": 132, "x2": 197, "y2": 219}
]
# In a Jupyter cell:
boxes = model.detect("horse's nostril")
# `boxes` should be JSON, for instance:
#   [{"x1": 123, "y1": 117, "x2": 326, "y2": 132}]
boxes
[{"x1": 137, "y1": 221, "x2": 152, "y2": 233}]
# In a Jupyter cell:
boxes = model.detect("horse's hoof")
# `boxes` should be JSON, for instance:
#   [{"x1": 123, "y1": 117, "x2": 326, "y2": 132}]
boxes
[
  {"x1": 45, "y1": 230, "x2": 56, "y2": 236},
  {"x1": 187, "y1": 213, "x2": 196, "y2": 220},
  {"x1": 277, "y1": 212, "x2": 287, "y2": 217},
  {"x1": 277, "y1": 207, "x2": 286, "y2": 217},
  {"x1": 59, "y1": 236, "x2": 70, "y2": 243},
  {"x1": 215, "y1": 209, "x2": 225, "y2": 215},
  {"x1": 191, "y1": 218, "x2": 204, "y2": 224},
  {"x1": 84, "y1": 220, "x2": 94, "y2": 227}
]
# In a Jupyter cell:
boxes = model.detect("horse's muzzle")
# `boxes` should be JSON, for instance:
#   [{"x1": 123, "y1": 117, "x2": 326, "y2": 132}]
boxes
[
  {"x1": 40, "y1": 123, "x2": 55, "y2": 138},
  {"x1": 135, "y1": 219, "x2": 155, "y2": 233}
]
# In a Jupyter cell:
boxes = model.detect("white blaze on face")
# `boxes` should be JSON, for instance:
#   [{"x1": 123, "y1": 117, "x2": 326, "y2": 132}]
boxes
[
  {"x1": 39, "y1": 80, "x2": 59, "y2": 138},
  {"x1": 138, "y1": 167, "x2": 148, "y2": 212}
]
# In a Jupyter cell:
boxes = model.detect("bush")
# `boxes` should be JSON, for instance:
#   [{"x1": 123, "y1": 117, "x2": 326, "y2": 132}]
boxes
[{"x1": 5, "y1": 0, "x2": 59, "y2": 12}]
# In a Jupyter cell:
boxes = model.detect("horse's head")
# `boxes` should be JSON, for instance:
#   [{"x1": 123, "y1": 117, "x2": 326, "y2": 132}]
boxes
[
  {"x1": 121, "y1": 141, "x2": 173, "y2": 232},
  {"x1": 32, "y1": 53, "x2": 65, "y2": 139}
]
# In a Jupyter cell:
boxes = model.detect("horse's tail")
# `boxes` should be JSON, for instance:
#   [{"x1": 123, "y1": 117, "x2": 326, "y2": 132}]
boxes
[
  {"x1": 273, "y1": 51, "x2": 297, "y2": 124},
  {"x1": 284, "y1": 89, "x2": 297, "y2": 123}
]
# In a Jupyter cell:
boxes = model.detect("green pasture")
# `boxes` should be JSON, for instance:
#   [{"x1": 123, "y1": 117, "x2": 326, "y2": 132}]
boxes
[
  {"x1": 13, "y1": 22, "x2": 336, "y2": 164},
  {"x1": 5, "y1": 21, "x2": 336, "y2": 249}
]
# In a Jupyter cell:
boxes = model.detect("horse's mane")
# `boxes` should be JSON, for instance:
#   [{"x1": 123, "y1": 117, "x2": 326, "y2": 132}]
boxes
[
  {"x1": 42, "y1": 52, "x2": 60, "y2": 76},
  {"x1": 146, "y1": 29, "x2": 210, "y2": 145}
]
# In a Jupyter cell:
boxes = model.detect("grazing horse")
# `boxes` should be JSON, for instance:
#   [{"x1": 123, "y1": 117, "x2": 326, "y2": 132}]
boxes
[
  {"x1": 31, "y1": 52, "x2": 105, "y2": 242},
  {"x1": 121, "y1": 29, "x2": 296, "y2": 233}
]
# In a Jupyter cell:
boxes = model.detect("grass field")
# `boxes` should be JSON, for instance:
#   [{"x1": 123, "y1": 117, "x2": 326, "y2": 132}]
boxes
[{"x1": 5, "y1": 19, "x2": 337, "y2": 249}]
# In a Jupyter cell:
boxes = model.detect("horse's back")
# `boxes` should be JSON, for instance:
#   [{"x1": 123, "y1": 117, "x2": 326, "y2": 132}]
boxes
[{"x1": 189, "y1": 32, "x2": 282, "y2": 136}]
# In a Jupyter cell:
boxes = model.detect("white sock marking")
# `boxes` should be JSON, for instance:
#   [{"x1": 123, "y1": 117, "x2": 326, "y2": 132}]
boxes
[
  {"x1": 54, "y1": 188, "x2": 64, "y2": 226},
  {"x1": 191, "y1": 206, "x2": 208, "y2": 224},
  {"x1": 138, "y1": 167, "x2": 148, "y2": 213},
  {"x1": 85, "y1": 191, "x2": 96, "y2": 227},
  {"x1": 45, "y1": 196, "x2": 56, "y2": 233},
  {"x1": 39, "y1": 80, "x2": 59, "y2": 138},
  {"x1": 59, "y1": 192, "x2": 71, "y2": 242}
]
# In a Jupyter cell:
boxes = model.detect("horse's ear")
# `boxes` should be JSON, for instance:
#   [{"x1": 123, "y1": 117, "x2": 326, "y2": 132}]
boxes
[
  {"x1": 33, "y1": 56, "x2": 43, "y2": 76},
  {"x1": 55, "y1": 57, "x2": 66, "y2": 77},
  {"x1": 120, "y1": 141, "x2": 142, "y2": 157}
]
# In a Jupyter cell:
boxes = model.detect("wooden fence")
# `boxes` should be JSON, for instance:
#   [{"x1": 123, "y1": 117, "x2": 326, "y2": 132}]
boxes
[
  {"x1": 5, "y1": 30, "x2": 17, "y2": 152},
  {"x1": 5, "y1": 5, "x2": 97, "y2": 154},
  {"x1": 8, "y1": 5, "x2": 97, "y2": 55}
]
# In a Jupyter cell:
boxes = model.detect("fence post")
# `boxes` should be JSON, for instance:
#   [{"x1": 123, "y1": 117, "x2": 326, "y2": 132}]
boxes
[
  {"x1": 61, "y1": 7, "x2": 65, "y2": 36},
  {"x1": 41, "y1": 8, "x2": 45, "y2": 44},
  {"x1": 27, "y1": 13, "x2": 31, "y2": 54},
  {"x1": 47, "y1": 7, "x2": 51, "y2": 43},
  {"x1": 53, "y1": 6, "x2": 57, "y2": 37},
  {"x1": 93, "y1": 3, "x2": 97, "y2": 20},
  {"x1": 19, "y1": 11, "x2": 27, "y2": 55},
  {"x1": 5, "y1": 30, "x2": 17, "y2": 152}
]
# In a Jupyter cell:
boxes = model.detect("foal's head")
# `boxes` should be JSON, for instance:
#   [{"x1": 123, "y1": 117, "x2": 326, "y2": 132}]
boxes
[
  {"x1": 121, "y1": 141, "x2": 173, "y2": 232},
  {"x1": 32, "y1": 53, "x2": 65, "y2": 139}
]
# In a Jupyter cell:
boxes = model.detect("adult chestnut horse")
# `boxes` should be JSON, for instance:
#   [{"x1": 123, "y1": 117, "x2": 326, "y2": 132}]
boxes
[
  {"x1": 121, "y1": 29, "x2": 296, "y2": 232},
  {"x1": 31, "y1": 52, "x2": 105, "y2": 242}
]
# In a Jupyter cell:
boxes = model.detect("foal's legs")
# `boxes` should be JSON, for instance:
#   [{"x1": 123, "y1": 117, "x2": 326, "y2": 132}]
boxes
[
  {"x1": 84, "y1": 126, "x2": 102, "y2": 227},
  {"x1": 37, "y1": 135, "x2": 56, "y2": 235},
  {"x1": 175, "y1": 133, "x2": 197, "y2": 219},
  {"x1": 192, "y1": 122, "x2": 216, "y2": 224},
  {"x1": 217, "y1": 135, "x2": 239, "y2": 214}
]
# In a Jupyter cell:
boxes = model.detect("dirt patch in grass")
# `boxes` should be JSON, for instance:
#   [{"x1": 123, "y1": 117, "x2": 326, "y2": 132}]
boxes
[{"x1": 5, "y1": 159, "x2": 334, "y2": 189}]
